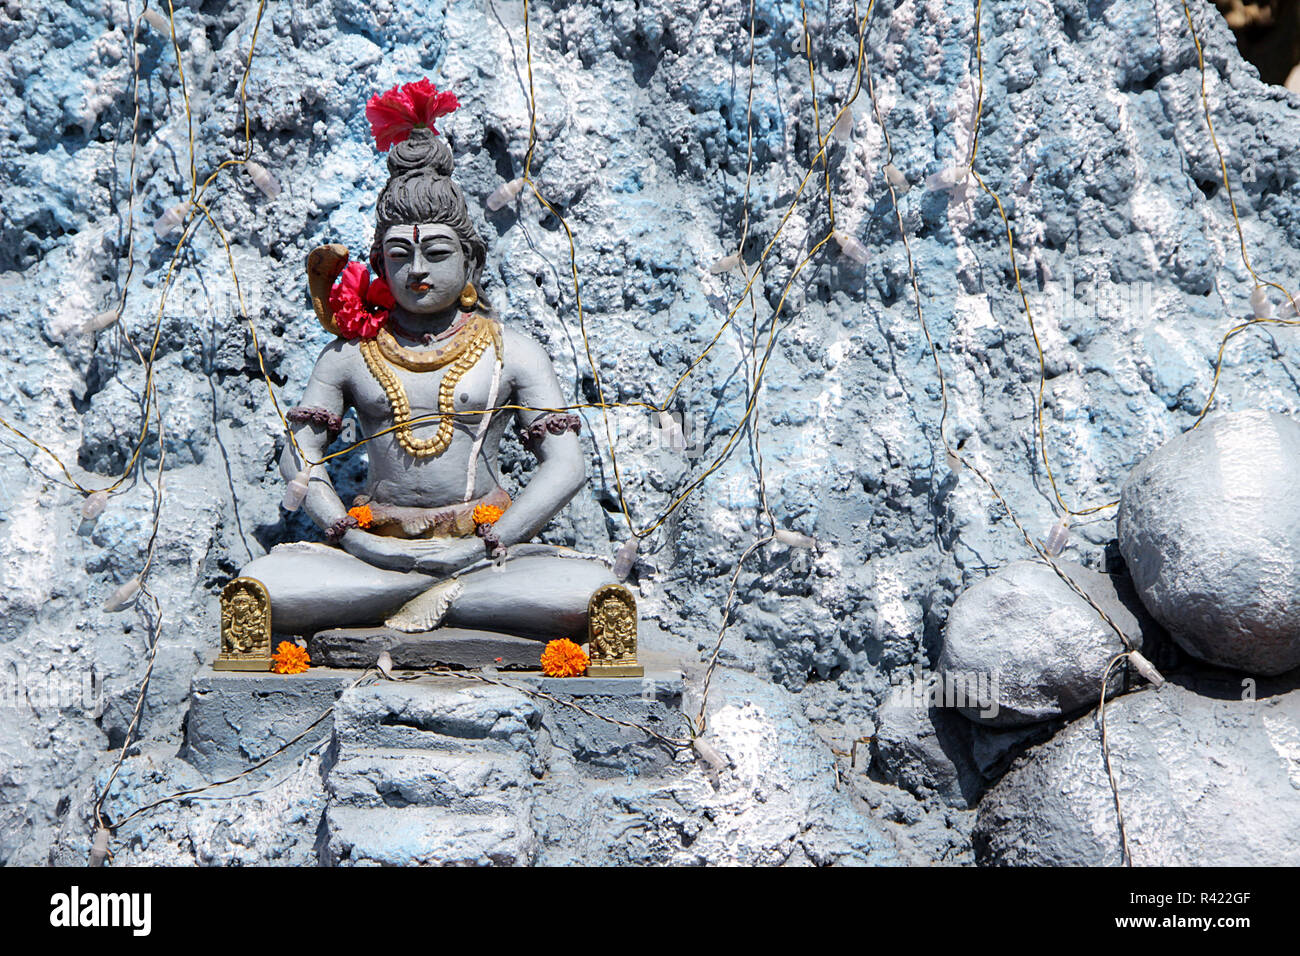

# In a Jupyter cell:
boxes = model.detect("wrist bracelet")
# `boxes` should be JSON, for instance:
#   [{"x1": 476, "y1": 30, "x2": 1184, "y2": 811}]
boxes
[
  {"x1": 475, "y1": 522, "x2": 507, "y2": 560},
  {"x1": 326, "y1": 514, "x2": 359, "y2": 543}
]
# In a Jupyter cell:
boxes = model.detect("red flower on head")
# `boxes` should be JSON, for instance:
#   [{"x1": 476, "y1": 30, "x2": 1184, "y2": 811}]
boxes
[
  {"x1": 328, "y1": 262, "x2": 393, "y2": 339},
  {"x1": 405, "y1": 78, "x2": 460, "y2": 128},
  {"x1": 365, "y1": 78, "x2": 460, "y2": 151}
]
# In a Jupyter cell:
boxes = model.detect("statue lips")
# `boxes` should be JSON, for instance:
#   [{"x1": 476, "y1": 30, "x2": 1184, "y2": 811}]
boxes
[{"x1": 409, "y1": 281, "x2": 432, "y2": 293}]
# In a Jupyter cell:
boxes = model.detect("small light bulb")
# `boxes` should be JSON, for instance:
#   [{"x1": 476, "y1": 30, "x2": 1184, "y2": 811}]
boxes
[
  {"x1": 693, "y1": 736, "x2": 728, "y2": 789},
  {"x1": 153, "y1": 202, "x2": 189, "y2": 240},
  {"x1": 832, "y1": 230, "x2": 870, "y2": 265},
  {"x1": 657, "y1": 410, "x2": 685, "y2": 452},
  {"x1": 1127, "y1": 649, "x2": 1165, "y2": 688},
  {"x1": 613, "y1": 537, "x2": 640, "y2": 581},
  {"x1": 486, "y1": 177, "x2": 526, "y2": 212},
  {"x1": 103, "y1": 575, "x2": 141, "y2": 612},
  {"x1": 141, "y1": 8, "x2": 169, "y2": 34},
  {"x1": 831, "y1": 108, "x2": 854, "y2": 143},
  {"x1": 1250, "y1": 286, "x2": 1274, "y2": 319},
  {"x1": 774, "y1": 528, "x2": 817, "y2": 549},
  {"x1": 945, "y1": 449, "x2": 963, "y2": 474},
  {"x1": 81, "y1": 491, "x2": 109, "y2": 521},
  {"x1": 709, "y1": 253, "x2": 741, "y2": 275},
  {"x1": 90, "y1": 827, "x2": 111, "y2": 867},
  {"x1": 244, "y1": 160, "x2": 280, "y2": 199},
  {"x1": 883, "y1": 163, "x2": 910, "y2": 194},
  {"x1": 80, "y1": 310, "x2": 120, "y2": 336},
  {"x1": 925, "y1": 166, "x2": 969, "y2": 192},
  {"x1": 282, "y1": 467, "x2": 312, "y2": 512},
  {"x1": 1043, "y1": 516, "x2": 1070, "y2": 557}
]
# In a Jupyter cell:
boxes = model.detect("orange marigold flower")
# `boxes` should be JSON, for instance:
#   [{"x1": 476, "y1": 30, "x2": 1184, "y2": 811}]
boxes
[
  {"x1": 271, "y1": 640, "x2": 311, "y2": 675},
  {"x1": 472, "y1": 504, "x2": 504, "y2": 526},
  {"x1": 347, "y1": 504, "x2": 374, "y2": 528},
  {"x1": 540, "y1": 638, "x2": 588, "y2": 678}
]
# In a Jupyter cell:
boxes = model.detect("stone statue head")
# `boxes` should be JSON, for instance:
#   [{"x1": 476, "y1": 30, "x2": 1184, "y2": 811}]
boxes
[{"x1": 368, "y1": 127, "x2": 489, "y2": 315}]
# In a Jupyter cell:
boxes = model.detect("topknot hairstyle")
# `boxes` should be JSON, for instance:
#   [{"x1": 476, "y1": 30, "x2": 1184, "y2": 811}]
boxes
[{"x1": 369, "y1": 127, "x2": 488, "y2": 305}]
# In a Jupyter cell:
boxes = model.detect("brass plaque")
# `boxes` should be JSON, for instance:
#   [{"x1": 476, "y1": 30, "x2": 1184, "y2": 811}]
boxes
[
  {"x1": 586, "y1": 583, "x2": 643, "y2": 677},
  {"x1": 214, "y1": 577, "x2": 273, "y2": 671}
]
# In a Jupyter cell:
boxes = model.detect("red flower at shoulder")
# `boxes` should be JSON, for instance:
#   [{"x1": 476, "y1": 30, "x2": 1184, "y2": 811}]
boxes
[
  {"x1": 328, "y1": 262, "x2": 392, "y2": 339},
  {"x1": 365, "y1": 78, "x2": 460, "y2": 151}
]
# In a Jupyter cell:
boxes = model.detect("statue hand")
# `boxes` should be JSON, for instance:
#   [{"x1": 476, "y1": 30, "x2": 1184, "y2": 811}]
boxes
[
  {"x1": 406, "y1": 537, "x2": 485, "y2": 577},
  {"x1": 339, "y1": 528, "x2": 420, "y2": 572},
  {"x1": 340, "y1": 530, "x2": 483, "y2": 576}
]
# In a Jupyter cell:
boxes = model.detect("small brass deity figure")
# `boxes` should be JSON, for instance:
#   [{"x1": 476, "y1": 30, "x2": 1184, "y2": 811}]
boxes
[
  {"x1": 240, "y1": 83, "x2": 625, "y2": 645},
  {"x1": 586, "y1": 583, "x2": 643, "y2": 677},
  {"x1": 215, "y1": 577, "x2": 273, "y2": 670}
]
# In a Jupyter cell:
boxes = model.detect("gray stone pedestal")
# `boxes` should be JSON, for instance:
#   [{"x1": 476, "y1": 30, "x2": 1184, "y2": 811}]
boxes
[
  {"x1": 308, "y1": 626, "x2": 547, "y2": 670},
  {"x1": 180, "y1": 663, "x2": 357, "y2": 776}
]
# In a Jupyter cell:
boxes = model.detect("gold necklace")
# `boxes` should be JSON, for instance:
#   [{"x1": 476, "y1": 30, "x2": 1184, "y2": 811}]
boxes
[
  {"x1": 360, "y1": 319, "x2": 494, "y2": 459},
  {"x1": 374, "y1": 313, "x2": 484, "y2": 372}
]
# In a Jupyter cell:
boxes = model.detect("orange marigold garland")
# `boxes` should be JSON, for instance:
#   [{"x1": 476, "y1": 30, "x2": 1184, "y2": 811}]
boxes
[
  {"x1": 540, "y1": 639, "x2": 588, "y2": 678},
  {"x1": 472, "y1": 503, "x2": 503, "y2": 525},
  {"x1": 271, "y1": 640, "x2": 311, "y2": 675},
  {"x1": 347, "y1": 504, "x2": 374, "y2": 528}
]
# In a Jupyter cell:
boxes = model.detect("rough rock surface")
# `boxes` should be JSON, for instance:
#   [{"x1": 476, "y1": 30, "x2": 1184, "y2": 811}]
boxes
[
  {"x1": 532, "y1": 667, "x2": 898, "y2": 865},
  {"x1": 871, "y1": 699, "x2": 982, "y2": 807},
  {"x1": 50, "y1": 663, "x2": 897, "y2": 866},
  {"x1": 5, "y1": 0, "x2": 1300, "y2": 864},
  {"x1": 870, "y1": 695, "x2": 1060, "y2": 807},
  {"x1": 973, "y1": 680, "x2": 1300, "y2": 865},
  {"x1": 937, "y1": 559, "x2": 1155, "y2": 726},
  {"x1": 1118, "y1": 409, "x2": 1300, "y2": 676}
]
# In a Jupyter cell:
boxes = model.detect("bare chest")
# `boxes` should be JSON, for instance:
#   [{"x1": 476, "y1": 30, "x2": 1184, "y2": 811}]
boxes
[{"x1": 347, "y1": 346, "x2": 506, "y2": 429}]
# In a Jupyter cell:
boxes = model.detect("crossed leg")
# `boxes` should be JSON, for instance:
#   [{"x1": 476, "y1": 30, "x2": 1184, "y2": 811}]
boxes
[{"x1": 241, "y1": 542, "x2": 617, "y2": 639}]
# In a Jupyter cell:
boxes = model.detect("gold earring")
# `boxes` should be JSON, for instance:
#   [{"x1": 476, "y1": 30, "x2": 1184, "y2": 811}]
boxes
[{"x1": 459, "y1": 283, "x2": 478, "y2": 310}]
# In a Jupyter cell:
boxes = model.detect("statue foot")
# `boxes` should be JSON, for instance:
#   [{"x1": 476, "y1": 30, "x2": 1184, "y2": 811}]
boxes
[{"x1": 384, "y1": 579, "x2": 465, "y2": 633}]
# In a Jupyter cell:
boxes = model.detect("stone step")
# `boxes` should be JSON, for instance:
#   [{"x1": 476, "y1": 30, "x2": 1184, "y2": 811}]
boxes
[
  {"x1": 309, "y1": 626, "x2": 546, "y2": 670},
  {"x1": 333, "y1": 678, "x2": 541, "y2": 755},
  {"x1": 322, "y1": 804, "x2": 535, "y2": 866},
  {"x1": 180, "y1": 664, "x2": 356, "y2": 777},
  {"x1": 326, "y1": 746, "x2": 534, "y2": 812}
]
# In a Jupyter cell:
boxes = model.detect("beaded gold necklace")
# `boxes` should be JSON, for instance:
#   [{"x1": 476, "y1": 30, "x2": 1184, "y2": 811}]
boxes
[{"x1": 360, "y1": 314, "x2": 497, "y2": 459}]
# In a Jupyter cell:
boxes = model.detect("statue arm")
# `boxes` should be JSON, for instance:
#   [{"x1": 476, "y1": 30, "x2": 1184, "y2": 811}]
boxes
[
  {"x1": 280, "y1": 344, "x2": 351, "y2": 533},
  {"x1": 494, "y1": 331, "x2": 587, "y2": 548}
]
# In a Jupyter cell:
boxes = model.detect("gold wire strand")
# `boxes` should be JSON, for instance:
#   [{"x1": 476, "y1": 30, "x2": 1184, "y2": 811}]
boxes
[
  {"x1": 1177, "y1": 0, "x2": 1300, "y2": 427},
  {"x1": 164, "y1": 0, "x2": 197, "y2": 201},
  {"x1": 738, "y1": 0, "x2": 775, "y2": 533},
  {"x1": 800, "y1": 0, "x2": 835, "y2": 226}
]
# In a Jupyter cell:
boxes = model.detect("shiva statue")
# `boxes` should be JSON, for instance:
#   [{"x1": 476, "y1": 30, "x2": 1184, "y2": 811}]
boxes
[{"x1": 241, "y1": 82, "x2": 616, "y2": 640}]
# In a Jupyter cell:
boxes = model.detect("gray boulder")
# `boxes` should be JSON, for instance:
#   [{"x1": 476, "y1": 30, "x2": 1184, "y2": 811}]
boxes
[
  {"x1": 871, "y1": 699, "x2": 982, "y2": 808},
  {"x1": 1118, "y1": 410, "x2": 1300, "y2": 676},
  {"x1": 974, "y1": 682, "x2": 1300, "y2": 866},
  {"x1": 938, "y1": 559, "x2": 1152, "y2": 727}
]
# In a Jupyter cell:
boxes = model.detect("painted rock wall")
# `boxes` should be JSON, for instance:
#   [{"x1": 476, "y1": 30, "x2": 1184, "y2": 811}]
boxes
[{"x1": 2, "y1": 0, "x2": 1299, "y2": 863}]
